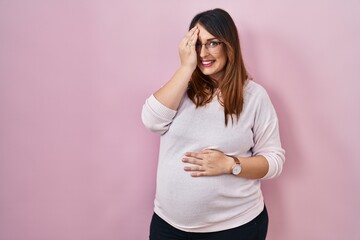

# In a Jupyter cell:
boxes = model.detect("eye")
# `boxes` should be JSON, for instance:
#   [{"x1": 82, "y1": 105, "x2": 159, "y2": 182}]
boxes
[{"x1": 208, "y1": 41, "x2": 220, "y2": 47}]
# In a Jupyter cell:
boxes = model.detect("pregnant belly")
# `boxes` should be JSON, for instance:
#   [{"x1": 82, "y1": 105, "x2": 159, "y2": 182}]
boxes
[{"x1": 154, "y1": 169, "x2": 261, "y2": 229}]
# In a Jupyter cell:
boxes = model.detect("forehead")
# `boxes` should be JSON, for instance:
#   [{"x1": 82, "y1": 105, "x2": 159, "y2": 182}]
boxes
[{"x1": 196, "y1": 23, "x2": 217, "y2": 41}]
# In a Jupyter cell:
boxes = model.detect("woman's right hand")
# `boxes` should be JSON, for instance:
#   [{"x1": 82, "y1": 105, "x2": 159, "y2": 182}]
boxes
[
  {"x1": 152, "y1": 27, "x2": 199, "y2": 111},
  {"x1": 178, "y1": 26, "x2": 199, "y2": 71}
]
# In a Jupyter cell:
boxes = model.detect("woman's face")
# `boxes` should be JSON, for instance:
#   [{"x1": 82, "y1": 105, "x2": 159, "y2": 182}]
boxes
[{"x1": 195, "y1": 24, "x2": 227, "y2": 81}]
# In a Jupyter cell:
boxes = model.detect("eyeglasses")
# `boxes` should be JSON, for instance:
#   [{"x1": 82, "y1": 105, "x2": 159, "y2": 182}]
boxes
[{"x1": 195, "y1": 41, "x2": 223, "y2": 52}]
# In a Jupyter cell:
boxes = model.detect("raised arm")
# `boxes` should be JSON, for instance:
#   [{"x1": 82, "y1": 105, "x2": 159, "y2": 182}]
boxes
[
  {"x1": 154, "y1": 26, "x2": 199, "y2": 110},
  {"x1": 141, "y1": 27, "x2": 199, "y2": 134}
]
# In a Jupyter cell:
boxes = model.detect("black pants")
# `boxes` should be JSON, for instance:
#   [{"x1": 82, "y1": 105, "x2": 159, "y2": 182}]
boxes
[{"x1": 149, "y1": 206, "x2": 268, "y2": 240}]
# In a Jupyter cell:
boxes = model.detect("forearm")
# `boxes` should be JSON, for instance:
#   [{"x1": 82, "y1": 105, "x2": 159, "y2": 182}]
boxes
[
  {"x1": 154, "y1": 66, "x2": 193, "y2": 110},
  {"x1": 183, "y1": 149, "x2": 270, "y2": 179},
  {"x1": 222, "y1": 155, "x2": 269, "y2": 179},
  {"x1": 235, "y1": 155, "x2": 269, "y2": 179}
]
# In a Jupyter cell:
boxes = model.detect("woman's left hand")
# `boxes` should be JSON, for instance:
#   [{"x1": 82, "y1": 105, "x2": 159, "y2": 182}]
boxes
[{"x1": 182, "y1": 149, "x2": 234, "y2": 177}]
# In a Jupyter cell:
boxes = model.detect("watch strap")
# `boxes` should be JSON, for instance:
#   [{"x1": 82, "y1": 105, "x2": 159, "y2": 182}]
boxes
[{"x1": 230, "y1": 156, "x2": 240, "y2": 165}]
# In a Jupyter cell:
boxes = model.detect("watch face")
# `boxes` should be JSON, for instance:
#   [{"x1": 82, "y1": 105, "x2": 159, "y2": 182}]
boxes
[{"x1": 232, "y1": 164, "x2": 241, "y2": 175}]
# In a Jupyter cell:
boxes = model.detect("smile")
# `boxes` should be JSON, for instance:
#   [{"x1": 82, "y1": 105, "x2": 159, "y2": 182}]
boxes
[{"x1": 201, "y1": 60, "x2": 215, "y2": 67}]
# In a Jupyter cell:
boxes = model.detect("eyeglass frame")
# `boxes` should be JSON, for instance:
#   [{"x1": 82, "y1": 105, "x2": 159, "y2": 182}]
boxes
[{"x1": 195, "y1": 40, "x2": 223, "y2": 52}]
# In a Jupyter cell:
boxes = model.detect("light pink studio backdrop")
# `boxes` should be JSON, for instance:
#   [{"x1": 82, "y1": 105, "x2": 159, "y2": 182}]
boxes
[{"x1": 1, "y1": 1, "x2": 359, "y2": 239}]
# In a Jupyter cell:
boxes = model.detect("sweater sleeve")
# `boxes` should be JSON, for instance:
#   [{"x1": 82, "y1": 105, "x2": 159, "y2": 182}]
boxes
[
  {"x1": 141, "y1": 94, "x2": 177, "y2": 135},
  {"x1": 251, "y1": 87, "x2": 285, "y2": 180}
]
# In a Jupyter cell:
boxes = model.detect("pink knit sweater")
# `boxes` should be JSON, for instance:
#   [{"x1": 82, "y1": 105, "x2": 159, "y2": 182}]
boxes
[{"x1": 142, "y1": 80, "x2": 285, "y2": 232}]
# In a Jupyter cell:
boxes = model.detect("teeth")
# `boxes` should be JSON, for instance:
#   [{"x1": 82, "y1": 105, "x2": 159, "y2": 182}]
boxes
[{"x1": 202, "y1": 61, "x2": 213, "y2": 65}]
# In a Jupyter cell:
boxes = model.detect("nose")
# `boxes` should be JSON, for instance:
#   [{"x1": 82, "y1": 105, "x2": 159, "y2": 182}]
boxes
[{"x1": 198, "y1": 45, "x2": 210, "y2": 58}]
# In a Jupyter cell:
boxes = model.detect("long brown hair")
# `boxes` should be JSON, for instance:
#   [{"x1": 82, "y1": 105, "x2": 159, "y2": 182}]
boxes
[{"x1": 187, "y1": 8, "x2": 248, "y2": 126}]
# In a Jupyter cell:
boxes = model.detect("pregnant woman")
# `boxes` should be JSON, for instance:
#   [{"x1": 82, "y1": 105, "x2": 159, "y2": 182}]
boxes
[{"x1": 142, "y1": 8, "x2": 285, "y2": 240}]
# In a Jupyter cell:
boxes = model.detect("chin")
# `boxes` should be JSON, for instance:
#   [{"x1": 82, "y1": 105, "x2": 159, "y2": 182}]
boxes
[{"x1": 200, "y1": 68, "x2": 221, "y2": 78}]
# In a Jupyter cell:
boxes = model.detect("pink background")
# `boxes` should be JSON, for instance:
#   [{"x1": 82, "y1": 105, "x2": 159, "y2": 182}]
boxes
[{"x1": 1, "y1": 1, "x2": 359, "y2": 239}]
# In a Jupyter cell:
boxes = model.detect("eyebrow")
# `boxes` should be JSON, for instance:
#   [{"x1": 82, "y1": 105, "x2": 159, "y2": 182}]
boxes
[{"x1": 197, "y1": 37, "x2": 219, "y2": 42}]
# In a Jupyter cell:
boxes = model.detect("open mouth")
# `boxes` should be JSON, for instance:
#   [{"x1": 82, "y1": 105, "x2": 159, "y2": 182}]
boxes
[{"x1": 201, "y1": 60, "x2": 215, "y2": 67}]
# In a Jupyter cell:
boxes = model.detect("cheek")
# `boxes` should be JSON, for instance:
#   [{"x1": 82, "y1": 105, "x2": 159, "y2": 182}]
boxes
[
  {"x1": 217, "y1": 56, "x2": 227, "y2": 69},
  {"x1": 216, "y1": 51, "x2": 227, "y2": 65}
]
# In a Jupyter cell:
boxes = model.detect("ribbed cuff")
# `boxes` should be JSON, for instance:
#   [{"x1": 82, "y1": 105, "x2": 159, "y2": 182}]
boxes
[{"x1": 147, "y1": 94, "x2": 177, "y2": 120}]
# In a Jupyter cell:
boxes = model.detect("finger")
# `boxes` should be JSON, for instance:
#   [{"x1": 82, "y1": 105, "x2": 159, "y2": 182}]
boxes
[
  {"x1": 200, "y1": 149, "x2": 212, "y2": 154},
  {"x1": 186, "y1": 28, "x2": 199, "y2": 46},
  {"x1": 184, "y1": 165, "x2": 204, "y2": 171},
  {"x1": 191, "y1": 171, "x2": 207, "y2": 177},
  {"x1": 180, "y1": 27, "x2": 197, "y2": 45},
  {"x1": 189, "y1": 28, "x2": 199, "y2": 46},
  {"x1": 187, "y1": 26, "x2": 197, "y2": 39},
  {"x1": 184, "y1": 152, "x2": 202, "y2": 159},
  {"x1": 182, "y1": 157, "x2": 202, "y2": 165},
  {"x1": 184, "y1": 30, "x2": 198, "y2": 49},
  {"x1": 202, "y1": 148, "x2": 223, "y2": 154},
  {"x1": 187, "y1": 26, "x2": 197, "y2": 35}
]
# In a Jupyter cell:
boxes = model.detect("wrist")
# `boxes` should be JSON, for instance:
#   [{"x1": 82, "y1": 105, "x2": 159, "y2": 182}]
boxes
[
  {"x1": 227, "y1": 155, "x2": 242, "y2": 176},
  {"x1": 179, "y1": 65, "x2": 196, "y2": 74},
  {"x1": 225, "y1": 155, "x2": 235, "y2": 174}
]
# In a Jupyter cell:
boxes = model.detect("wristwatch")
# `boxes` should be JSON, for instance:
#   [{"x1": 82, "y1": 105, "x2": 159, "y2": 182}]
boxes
[{"x1": 230, "y1": 156, "x2": 242, "y2": 175}]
